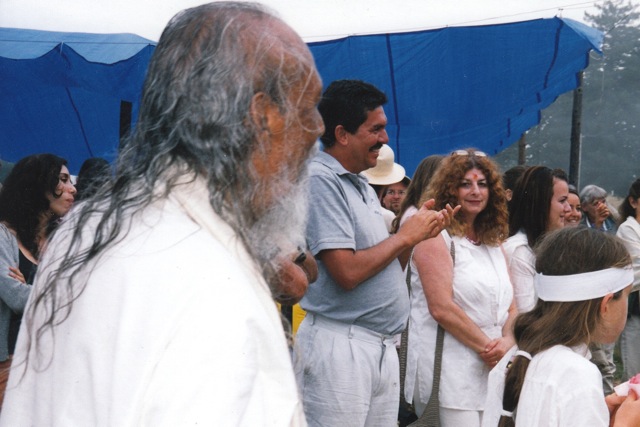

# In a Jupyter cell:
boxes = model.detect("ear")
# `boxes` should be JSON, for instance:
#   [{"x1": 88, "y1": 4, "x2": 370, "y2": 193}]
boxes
[
  {"x1": 629, "y1": 197, "x2": 638, "y2": 210},
  {"x1": 599, "y1": 293, "x2": 615, "y2": 318},
  {"x1": 334, "y1": 125, "x2": 350, "y2": 146},
  {"x1": 249, "y1": 92, "x2": 284, "y2": 136}
]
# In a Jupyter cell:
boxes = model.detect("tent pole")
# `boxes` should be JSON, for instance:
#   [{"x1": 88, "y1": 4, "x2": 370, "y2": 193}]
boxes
[
  {"x1": 569, "y1": 71, "x2": 583, "y2": 189},
  {"x1": 119, "y1": 100, "x2": 132, "y2": 150},
  {"x1": 517, "y1": 133, "x2": 526, "y2": 165}
]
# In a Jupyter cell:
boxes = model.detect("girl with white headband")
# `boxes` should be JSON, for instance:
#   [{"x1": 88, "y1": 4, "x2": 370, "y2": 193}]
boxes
[{"x1": 483, "y1": 227, "x2": 640, "y2": 427}]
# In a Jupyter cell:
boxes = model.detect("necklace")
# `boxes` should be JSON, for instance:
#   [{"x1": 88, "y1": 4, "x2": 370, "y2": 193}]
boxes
[{"x1": 465, "y1": 235, "x2": 480, "y2": 245}]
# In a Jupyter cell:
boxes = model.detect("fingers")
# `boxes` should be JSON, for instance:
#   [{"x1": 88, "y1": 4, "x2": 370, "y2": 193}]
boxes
[
  {"x1": 8, "y1": 267, "x2": 25, "y2": 284},
  {"x1": 420, "y1": 198, "x2": 436, "y2": 210}
]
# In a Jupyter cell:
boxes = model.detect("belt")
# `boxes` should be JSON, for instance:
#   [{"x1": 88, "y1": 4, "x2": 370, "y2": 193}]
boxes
[{"x1": 307, "y1": 313, "x2": 396, "y2": 345}]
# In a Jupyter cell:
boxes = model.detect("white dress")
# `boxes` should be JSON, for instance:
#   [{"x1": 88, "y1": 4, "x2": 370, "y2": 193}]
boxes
[
  {"x1": 404, "y1": 231, "x2": 513, "y2": 410},
  {"x1": 503, "y1": 230, "x2": 537, "y2": 312},
  {"x1": 483, "y1": 344, "x2": 609, "y2": 427}
]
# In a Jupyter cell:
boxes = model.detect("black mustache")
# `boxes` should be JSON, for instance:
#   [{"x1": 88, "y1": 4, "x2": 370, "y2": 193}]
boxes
[{"x1": 370, "y1": 143, "x2": 383, "y2": 151}]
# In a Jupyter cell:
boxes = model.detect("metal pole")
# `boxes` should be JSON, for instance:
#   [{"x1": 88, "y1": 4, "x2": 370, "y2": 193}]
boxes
[{"x1": 569, "y1": 71, "x2": 583, "y2": 189}]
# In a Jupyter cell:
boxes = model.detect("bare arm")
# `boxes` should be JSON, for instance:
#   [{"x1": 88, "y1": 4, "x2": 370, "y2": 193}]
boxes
[
  {"x1": 415, "y1": 234, "x2": 493, "y2": 354},
  {"x1": 320, "y1": 201, "x2": 459, "y2": 291}
]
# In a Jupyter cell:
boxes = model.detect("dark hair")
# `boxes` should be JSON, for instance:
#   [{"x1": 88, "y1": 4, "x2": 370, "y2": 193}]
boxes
[
  {"x1": 75, "y1": 157, "x2": 111, "y2": 201},
  {"x1": 423, "y1": 148, "x2": 508, "y2": 246},
  {"x1": 0, "y1": 153, "x2": 67, "y2": 257},
  {"x1": 25, "y1": 2, "x2": 316, "y2": 360},
  {"x1": 391, "y1": 155, "x2": 443, "y2": 233},
  {"x1": 498, "y1": 227, "x2": 630, "y2": 427},
  {"x1": 508, "y1": 166, "x2": 568, "y2": 247},
  {"x1": 618, "y1": 178, "x2": 640, "y2": 226},
  {"x1": 568, "y1": 184, "x2": 579, "y2": 198},
  {"x1": 318, "y1": 79, "x2": 387, "y2": 148},
  {"x1": 502, "y1": 165, "x2": 528, "y2": 192}
]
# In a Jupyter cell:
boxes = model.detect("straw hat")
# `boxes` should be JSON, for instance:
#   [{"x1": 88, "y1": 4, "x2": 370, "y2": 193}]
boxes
[{"x1": 361, "y1": 144, "x2": 407, "y2": 185}]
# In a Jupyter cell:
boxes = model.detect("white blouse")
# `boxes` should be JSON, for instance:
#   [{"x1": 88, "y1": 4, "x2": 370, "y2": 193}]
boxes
[
  {"x1": 503, "y1": 230, "x2": 537, "y2": 313},
  {"x1": 483, "y1": 344, "x2": 609, "y2": 427},
  {"x1": 404, "y1": 231, "x2": 513, "y2": 410}
]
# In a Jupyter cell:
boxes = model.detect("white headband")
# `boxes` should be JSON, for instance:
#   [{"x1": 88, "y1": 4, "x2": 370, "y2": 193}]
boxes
[{"x1": 535, "y1": 267, "x2": 633, "y2": 302}]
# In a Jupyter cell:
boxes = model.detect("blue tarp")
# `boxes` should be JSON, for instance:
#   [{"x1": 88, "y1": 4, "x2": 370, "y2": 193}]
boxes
[
  {"x1": 309, "y1": 17, "x2": 603, "y2": 175},
  {"x1": 0, "y1": 18, "x2": 602, "y2": 175},
  {"x1": 0, "y1": 28, "x2": 155, "y2": 171}
]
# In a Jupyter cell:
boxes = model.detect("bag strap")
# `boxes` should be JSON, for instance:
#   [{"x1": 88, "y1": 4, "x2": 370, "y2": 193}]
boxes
[
  {"x1": 410, "y1": 238, "x2": 455, "y2": 427},
  {"x1": 399, "y1": 250, "x2": 414, "y2": 413}
]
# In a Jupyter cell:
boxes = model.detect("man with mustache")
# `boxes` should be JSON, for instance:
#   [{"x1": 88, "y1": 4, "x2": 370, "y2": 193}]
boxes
[
  {"x1": 294, "y1": 79, "x2": 455, "y2": 426},
  {"x1": 0, "y1": 3, "x2": 323, "y2": 425}
]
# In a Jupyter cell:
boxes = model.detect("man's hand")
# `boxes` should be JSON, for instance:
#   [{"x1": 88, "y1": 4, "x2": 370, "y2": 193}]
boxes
[
  {"x1": 272, "y1": 248, "x2": 318, "y2": 305},
  {"x1": 397, "y1": 199, "x2": 460, "y2": 247}
]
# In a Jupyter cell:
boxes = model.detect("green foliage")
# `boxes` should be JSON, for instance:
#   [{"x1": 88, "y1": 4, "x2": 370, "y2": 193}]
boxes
[{"x1": 496, "y1": 0, "x2": 640, "y2": 196}]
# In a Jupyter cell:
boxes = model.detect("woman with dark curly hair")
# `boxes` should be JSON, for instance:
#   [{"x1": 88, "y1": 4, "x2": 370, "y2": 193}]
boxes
[
  {"x1": 0, "y1": 153, "x2": 76, "y2": 405},
  {"x1": 403, "y1": 148, "x2": 515, "y2": 426}
]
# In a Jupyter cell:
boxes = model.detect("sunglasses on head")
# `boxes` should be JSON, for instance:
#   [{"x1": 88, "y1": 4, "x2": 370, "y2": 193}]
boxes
[{"x1": 451, "y1": 149, "x2": 487, "y2": 158}]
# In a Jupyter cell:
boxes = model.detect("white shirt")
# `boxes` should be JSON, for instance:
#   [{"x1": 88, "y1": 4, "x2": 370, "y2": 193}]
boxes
[
  {"x1": 0, "y1": 180, "x2": 306, "y2": 427},
  {"x1": 503, "y1": 230, "x2": 537, "y2": 312},
  {"x1": 404, "y1": 231, "x2": 513, "y2": 410},
  {"x1": 483, "y1": 344, "x2": 609, "y2": 427},
  {"x1": 617, "y1": 216, "x2": 640, "y2": 291}
]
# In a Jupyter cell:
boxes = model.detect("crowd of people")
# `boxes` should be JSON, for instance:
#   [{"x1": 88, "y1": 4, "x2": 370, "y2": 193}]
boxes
[{"x1": 0, "y1": 2, "x2": 640, "y2": 426}]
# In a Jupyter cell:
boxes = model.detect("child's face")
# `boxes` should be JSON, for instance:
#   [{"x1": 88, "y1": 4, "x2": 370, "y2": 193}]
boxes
[{"x1": 593, "y1": 284, "x2": 632, "y2": 344}]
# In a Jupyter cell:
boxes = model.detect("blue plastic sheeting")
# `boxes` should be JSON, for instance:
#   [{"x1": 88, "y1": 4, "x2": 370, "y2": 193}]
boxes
[
  {"x1": 0, "y1": 28, "x2": 155, "y2": 171},
  {"x1": 308, "y1": 17, "x2": 602, "y2": 175},
  {"x1": 0, "y1": 18, "x2": 601, "y2": 175}
]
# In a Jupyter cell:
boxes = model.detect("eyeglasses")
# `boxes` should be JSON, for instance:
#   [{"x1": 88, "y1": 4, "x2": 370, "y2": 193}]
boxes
[
  {"x1": 386, "y1": 190, "x2": 406, "y2": 196},
  {"x1": 451, "y1": 149, "x2": 487, "y2": 158}
]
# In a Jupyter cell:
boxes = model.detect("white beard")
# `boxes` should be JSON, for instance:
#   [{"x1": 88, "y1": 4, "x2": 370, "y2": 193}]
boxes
[{"x1": 247, "y1": 144, "x2": 317, "y2": 290}]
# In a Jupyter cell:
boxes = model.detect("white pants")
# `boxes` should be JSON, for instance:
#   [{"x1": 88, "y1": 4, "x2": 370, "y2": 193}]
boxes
[
  {"x1": 293, "y1": 314, "x2": 399, "y2": 427},
  {"x1": 413, "y1": 370, "x2": 482, "y2": 427},
  {"x1": 621, "y1": 314, "x2": 640, "y2": 381}
]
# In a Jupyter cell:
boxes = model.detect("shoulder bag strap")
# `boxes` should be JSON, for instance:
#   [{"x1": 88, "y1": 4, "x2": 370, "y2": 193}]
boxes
[{"x1": 411, "y1": 239, "x2": 454, "y2": 427}]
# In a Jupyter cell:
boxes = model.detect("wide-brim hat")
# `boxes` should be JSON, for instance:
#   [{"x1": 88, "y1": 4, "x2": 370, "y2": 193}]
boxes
[{"x1": 361, "y1": 144, "x2": 408, "y2": 185}]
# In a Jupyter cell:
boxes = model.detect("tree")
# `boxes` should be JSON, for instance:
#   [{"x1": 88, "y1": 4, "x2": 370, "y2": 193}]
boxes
[{"x1": 496, "y1": 0, "x2": 640, "y2": 196}]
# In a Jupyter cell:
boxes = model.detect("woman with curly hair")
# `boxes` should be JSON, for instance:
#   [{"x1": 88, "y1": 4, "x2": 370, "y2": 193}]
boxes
[
  {"x1": 483, "y1": 227, "x2": 640, "y2": 427},
  {"x1": 403, "y1": 148, "x2": 515, "y2": 426},
  {"x1": 0, "y1": 153, "x2": 76, "y2": 405}
]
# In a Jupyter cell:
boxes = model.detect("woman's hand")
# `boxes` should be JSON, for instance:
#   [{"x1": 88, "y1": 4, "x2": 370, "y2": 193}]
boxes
[
  {"x1": 8, "y1": 267, "x2": 25, "y2": 284},
  {"x1": 479, "y1": 336, "x2": 513, "y2": 368}
]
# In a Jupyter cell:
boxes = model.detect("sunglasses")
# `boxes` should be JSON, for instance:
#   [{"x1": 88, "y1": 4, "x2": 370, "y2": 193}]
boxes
[{"x1": 451, "y1": 149, "x2": 487, "y2": 157}]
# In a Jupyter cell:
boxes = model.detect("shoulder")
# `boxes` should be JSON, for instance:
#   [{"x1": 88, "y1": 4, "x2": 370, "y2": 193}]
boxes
[
  {"x1": 617, "y1": 217, "x2": 640, "y2": 235},
  {"x1": 503, "y1": 230, "x2": 528, "y2": 253},
  {"x1": 533, "y1": 345, "x2": 599, "y2": 380},
  {"x1": 0, "y1": 223, "x2": 18, "y2": 255}
]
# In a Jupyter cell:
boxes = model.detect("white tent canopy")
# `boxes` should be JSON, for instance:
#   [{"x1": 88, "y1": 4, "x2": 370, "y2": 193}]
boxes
[{"x1": 0, "y1": 0, "x2": 599, "y2": 42}]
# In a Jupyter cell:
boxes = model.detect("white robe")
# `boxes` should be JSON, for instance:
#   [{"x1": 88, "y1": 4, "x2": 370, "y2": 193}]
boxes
[{"x1": 0, "y1": 178, "x2": 306, "y2": 427}]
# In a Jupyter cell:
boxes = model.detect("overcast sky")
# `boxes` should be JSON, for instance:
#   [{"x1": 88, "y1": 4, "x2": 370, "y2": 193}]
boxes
[{"x1": 0, "y1": 0, "x2": 607, "y2": 42}]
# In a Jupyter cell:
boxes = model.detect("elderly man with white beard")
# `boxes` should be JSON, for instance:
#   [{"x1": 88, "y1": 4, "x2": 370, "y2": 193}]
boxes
[{"x1": 0, "y1": 3, "x2": 323, "y2": 426}]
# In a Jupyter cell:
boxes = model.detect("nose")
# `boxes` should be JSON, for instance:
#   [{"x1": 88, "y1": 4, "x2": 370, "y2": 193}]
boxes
[
  {"x1": 379, "y1": 129, "x2": 389, "y2": 144},
  {"x1": 68, "y1": 182, "x2": 77, "y2": 195},
  {"x1": 563, "y1": 201, "x2": 571, "y2": 213}
]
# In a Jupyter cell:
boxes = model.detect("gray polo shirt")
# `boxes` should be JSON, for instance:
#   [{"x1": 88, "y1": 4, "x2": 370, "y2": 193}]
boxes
[{"x1": 301, "y1": 151, "x2": 409, "y2": 336}]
